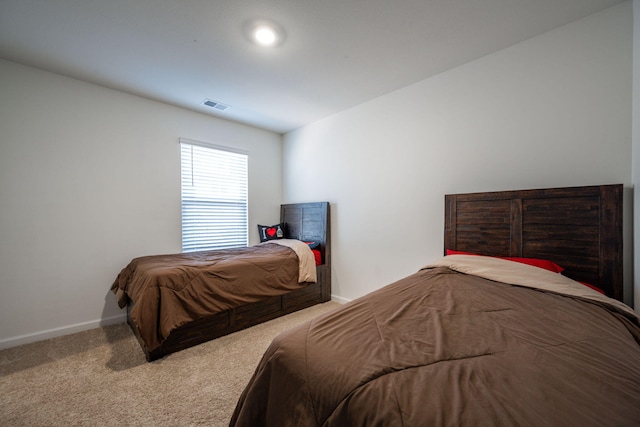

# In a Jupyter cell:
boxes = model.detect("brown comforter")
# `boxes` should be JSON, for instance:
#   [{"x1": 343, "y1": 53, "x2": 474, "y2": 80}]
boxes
[
  {"x1": 231, "y1": 256, "x2": 640, "y2": 426},
  {"x1": 111, "y1": 242, "x2": 311, "y2": 354}
]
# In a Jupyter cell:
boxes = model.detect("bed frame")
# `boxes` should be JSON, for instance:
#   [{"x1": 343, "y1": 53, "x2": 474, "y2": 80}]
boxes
[
  {"x1": 128, "y1": 201, "x2": 331, "y2": 361},
  {"x1": 444, "y1": 185, "x2": 623, "y2": 301}
]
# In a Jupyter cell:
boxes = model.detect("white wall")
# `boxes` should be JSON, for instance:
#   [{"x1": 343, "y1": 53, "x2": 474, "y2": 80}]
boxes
[
  {"x1": 284, "y1": 3, "x2": 633, "y2": 304},
  {"x1": 0, "y1": 59, "x2": 283, "y2": 348},
  {"x1": 633, "y1": 0, "x2": 640, "y2": 311}
]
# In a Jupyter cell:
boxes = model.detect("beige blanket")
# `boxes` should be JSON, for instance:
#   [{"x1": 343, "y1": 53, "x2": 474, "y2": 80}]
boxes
[
  {"x1": 261, "y1": 239, "x2": 317, "y2": 283},
  {"x1": 427, "y1": 255, "x2": 637, "y2": 319}
]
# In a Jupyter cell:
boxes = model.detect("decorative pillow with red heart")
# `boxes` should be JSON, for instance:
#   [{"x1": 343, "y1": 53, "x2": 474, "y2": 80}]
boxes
[{"x1": 258, "y1": 223, "x2": 285, "y2": 242}]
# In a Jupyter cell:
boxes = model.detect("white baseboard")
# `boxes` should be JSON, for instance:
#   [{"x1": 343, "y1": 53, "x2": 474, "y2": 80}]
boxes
[
  {"x1": 0, "y1": 313, "x2": 127, "y2": 350},
  {"x1": 1, "y1": 297, "x2": 350, "y2": 351},
  {"x1": 331, "y1": 294, "x2": 351, "y2": 305}
]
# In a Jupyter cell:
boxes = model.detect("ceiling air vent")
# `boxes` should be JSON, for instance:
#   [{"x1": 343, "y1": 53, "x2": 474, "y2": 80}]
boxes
[{"x1": 203, "y1": 99, "x2": 231, "y2": 111}]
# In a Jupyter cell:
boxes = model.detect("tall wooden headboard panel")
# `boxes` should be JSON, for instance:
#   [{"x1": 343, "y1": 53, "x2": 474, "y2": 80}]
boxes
[
  {"x1": 281, "y1": 202, "x2": 331, "y2": 302},
  {"x1": 444, "y1": 185, "x2": 623, "y2": 301},
  {"x1": 281, "y1": 202, "x2": 330, "y2": 266}
]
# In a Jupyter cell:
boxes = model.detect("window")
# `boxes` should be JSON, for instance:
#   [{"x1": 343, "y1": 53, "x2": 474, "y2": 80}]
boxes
[{"x1": 180, "y1": 139, "x2": 248, "y2": 252}]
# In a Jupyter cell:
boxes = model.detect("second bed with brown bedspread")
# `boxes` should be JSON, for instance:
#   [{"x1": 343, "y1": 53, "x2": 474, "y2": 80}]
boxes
[
  {"x1": 111, "y1": 240, "x2": 315, "y2": 356},
  {"x1": 230, "y1": 256, "x2": 640, "y2": 426}
]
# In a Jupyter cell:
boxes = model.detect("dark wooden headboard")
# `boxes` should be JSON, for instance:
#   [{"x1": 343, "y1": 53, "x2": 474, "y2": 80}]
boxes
[
  {"x1": 444, "y1": 185, "x2": 623, "y2": 301},
  {"x1": 281, "y1": 202, "x2": 330, "y2": 266}
]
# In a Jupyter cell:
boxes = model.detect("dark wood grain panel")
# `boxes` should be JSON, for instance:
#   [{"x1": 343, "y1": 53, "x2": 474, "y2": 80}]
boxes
[
  {"x1": 281, "y1": 202, "x2": 330, "y2": 266},
  {"x1": 234, "y1": 296, "x2": 283, "y2": 323},
  {"x1": 444, "y1": 185, "x2": 623, "y2": 301},
  {"x1": 283, "y1": 282, "x2": 323, "y2": 309},
  {"x1": 448, "y1": 198, "x2": 514, "y2": 257}
]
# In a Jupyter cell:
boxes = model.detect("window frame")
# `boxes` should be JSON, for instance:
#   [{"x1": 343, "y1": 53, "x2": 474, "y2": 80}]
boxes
[{"x1": 179, "y1": 138, "x2": 249, "y2": 252}]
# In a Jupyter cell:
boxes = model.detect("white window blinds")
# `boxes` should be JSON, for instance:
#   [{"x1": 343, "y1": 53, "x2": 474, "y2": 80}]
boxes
[{"x1": 180, "y1": 140, "x2": 248, "y2": 252}]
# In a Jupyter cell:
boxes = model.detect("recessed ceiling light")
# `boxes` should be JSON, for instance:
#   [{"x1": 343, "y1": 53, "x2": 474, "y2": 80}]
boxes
[
  {"x1": 245, "y1": 19, "x2": 285, "y2": 47},
  {"x1": 253, "y1": 25, "x2": 278, "y2": 46}
]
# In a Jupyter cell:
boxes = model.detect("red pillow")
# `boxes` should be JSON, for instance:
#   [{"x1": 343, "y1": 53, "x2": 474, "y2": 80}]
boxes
[
  {"x1": 445, "y1": 249, "x2": 564, "y2": 273},
  {"x1": 502, "y1": 257, "x2": 564, "y2": 273},
  {"x1": 579, "y1": 281, "x2": 605, "y2": 294},
  {"x1": 446, "y1": 249, "x2": 476, "y2": 256},
  {"x1": 312, "y1": 249, "x2": 322, "y2": 266}
]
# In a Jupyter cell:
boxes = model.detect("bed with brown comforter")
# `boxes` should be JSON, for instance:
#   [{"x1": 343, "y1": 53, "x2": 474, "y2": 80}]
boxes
[
  {"x1": 111, "y1": 239, "x2": 316, "y2": 358},
  {"x1": 111, "y1": 201, "x2": 331, "y2": 361},
  {"x1": 231, "y1": 185, "x2": 638, "y2": 426},
  {"x1": 230, "y1": 255, "x2": 640, "y2": 426}
]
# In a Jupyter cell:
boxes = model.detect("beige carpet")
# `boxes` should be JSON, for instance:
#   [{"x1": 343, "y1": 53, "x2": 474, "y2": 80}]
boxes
[{"x1": 0, "y1": 301, "x2": 341, "y2": 427}]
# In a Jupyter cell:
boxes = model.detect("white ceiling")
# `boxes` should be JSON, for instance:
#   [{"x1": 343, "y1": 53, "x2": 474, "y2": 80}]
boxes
[{"x1": 0, "y1": 0, "x2": 626, "y2": 134}]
